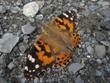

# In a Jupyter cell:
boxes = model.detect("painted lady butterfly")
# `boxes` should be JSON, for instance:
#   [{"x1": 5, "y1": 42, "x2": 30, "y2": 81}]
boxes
[{"x1": 24, "y1": 10, "x2": 80, "y2": 80}]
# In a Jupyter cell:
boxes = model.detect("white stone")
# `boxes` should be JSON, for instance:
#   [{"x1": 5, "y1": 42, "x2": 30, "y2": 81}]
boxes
[{"x1": 23, "y1": 2, "x2": 39, "y2": 17}]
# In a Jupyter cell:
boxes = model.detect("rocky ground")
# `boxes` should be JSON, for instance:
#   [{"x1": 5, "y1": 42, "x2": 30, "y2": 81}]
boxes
[{"x1": 0, "y1": 0, "x2": 110, "y2": 83}]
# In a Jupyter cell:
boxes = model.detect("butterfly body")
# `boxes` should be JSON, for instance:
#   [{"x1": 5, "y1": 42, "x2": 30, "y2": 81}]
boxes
[{"x1": 24, "y1": 10, "x2": 80, "y2": 80}]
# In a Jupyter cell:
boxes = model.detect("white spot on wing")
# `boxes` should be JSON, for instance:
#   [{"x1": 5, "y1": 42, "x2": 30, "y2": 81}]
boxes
[
  {"x1": 33, "y1": 69, "x2": 35, "y2": 72},
  {"x1": 24, "y1": 66, "x2": 28, "y2": 71},
  {"x1": 29, "y1": 70, "x2": 31, "y2": 72},
  {"x1": 35, "y1": 64, "x2": 39, "y2": 69},
  {"x1": 31, "y1": 58, "x2": 35, "y2": 63},
  {"x1": 70, "y1": 17, "x2": 73, "y2": 21},
  {"x1": 63, "y1": 13, "x2": 68, "y2": 18},
  {"x1": 68, "y1": 11, "x2": 71, "y2": 13}
]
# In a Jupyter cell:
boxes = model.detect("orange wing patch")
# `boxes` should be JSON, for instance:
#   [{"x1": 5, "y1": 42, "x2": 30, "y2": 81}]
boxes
[{"x1": 24, "y1": 10, "x2": 80, "y2": 80}]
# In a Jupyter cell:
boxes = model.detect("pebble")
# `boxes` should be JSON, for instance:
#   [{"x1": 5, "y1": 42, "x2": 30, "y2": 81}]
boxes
[
  {"x1": 36, "y1": 14, "x2": 43, "y2": 20},
  {"x1": 107, "y1": 46, "x2": 110, "y2": 54},
  {"x1": 95, "y1": 45, "x2": 106, "y2": 58},
  {"x1": 34, "y1": 78, "x2": 39, "y2": 83},
  {"x1": 94, "y1": 31, "x2": 106, "y2": 41},
  {"x1": 23, "y1": 1, "x2": 44, "y2": 17},
  {"x1": 100, "y1": 10, "x2": 110, "y2": 30},
  {"x1": 19, "y1": 42, "x2": 29, "y2": 53},
  {"x1": 100, "y1": 41, "x2": 110, "y2": 46},
  {"x1": 23, "y1": 2, "x2": 40, "y2": 17},
  {"x1": 0, "y1": 69, "x2": 5, "y2": 77},
  {"x1": 74, "y1": 76, "x2": 84, "y2": 83},
  {"x1": 95, "y1": 70, "x2": 102, "y2": 76},
  {"x1": 86, "y1": 45, "x2": 94, "y2": 54},
  {"x1": 40, "y1": 4, "x2": 55, "y2": 14},
  {"x1": 0, "y1": 33, "x2": 19, "y2": 53},
  {"x1": 21, "y1": 23, "x2": 36, "y2": 34},
  {"x1": 96, "y1": 59, "x2": 102, "y2": 64},
  {"x1": 8, "y1": 62, "x2": 16, "y2": 70},
  {"x1": 11, "y1": 6, "x2": 22, "y2": 13},
  {"x1": 0, "y1": 78, "x2": 8, "y2": 83},
  {"x1": 68, "y1": 63, "x2": 84, "y2": 74},
  {"x1": 0, "y1": 5, "x2": 6, "y2": 13},
  {"x1": 98, "y1": 0, "x2": 109, "y2": 6}
]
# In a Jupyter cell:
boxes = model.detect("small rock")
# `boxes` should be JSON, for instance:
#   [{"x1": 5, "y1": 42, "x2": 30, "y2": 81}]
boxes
[
  {"x1": 36, "y1": 14, "x2": 43, "y2": 20},
  {"x1": 100, "y1": 10, "x2": 110, "y2": 30},
  {"x1": 95, "y1": 70, "x2": 102, "y2": 76},
  {"x1": 107, "y1": 46, "x2": 110, "y2": 54},
  {"x1": 94, "y1": 31, "x2": 106, "y2": 41},
  {"x1": 100, "y1": 41, "x2": 110, "y2": 46},
  {"x1": 0, "y1": 69, "x2": 5, "y2": 77},
  {"x1": 0, "y1": 33, "x2": 19, "y2": 53},
  {"x1": 23, "y1": 1, "x2": 44, "y2": 17},
  {"x1": 86, "y1": 45, "x2": 94, "y2": 54},
  {"x1": 74, "y1": 76, "x2": 84, "y2": 83},
  {"x1": 34, "y1": 78, "x2": 39, "y2": 83},
  {"x1": 0, "y1": 78, "x2": 8, "y2": 83},
  {"x1": 96, "y1": 59, "x2": 102, "y2": 64},
  {"x1": 11, "y1": 6, "x2": 22, "y2": 13},
  {"x1": 8, "y1": 62, "x2": 16, "y2": 70},
  {"x1": 36, "y1": 1, "x2": 44, "y2": 9},
  {"x1": 21, "y1": 23, "x2": 36, "y2": 34},
  {"x1": 0, "y1": 5, "x2": 6, "y2": 13},
  {"x1": 98, "y1": 0, "x2": 109, "y2": 6},
  {"x1": 78, "y1": 30, "x2": 84, "y2": 36},
  {"x1": 68, "y1": 63, "x2": 84, "y2": 73},
  {"x1": 19, "y1": 42, "x2": 29, "y2": 53},
  {"x1": 23, "y1": 2, "x2": 39, "y2": 17},
  {"x1": 28, "y1": 17, "x2": 35, "y2": 22},
  {"x1": 95, "y1": 45, "x2": 106, "y2": 58},
  {"x1": 40, "y1": 4, "x2": 55, "y2": 14}
]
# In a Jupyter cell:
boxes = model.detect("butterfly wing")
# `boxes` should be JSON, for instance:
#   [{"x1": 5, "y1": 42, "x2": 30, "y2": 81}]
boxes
[
  {"x1": 49, "y1": 10, "x2": 80, "y2": 49},
  {"x1": 24, "y1": 10, "x2": 80, "y2": 80}
]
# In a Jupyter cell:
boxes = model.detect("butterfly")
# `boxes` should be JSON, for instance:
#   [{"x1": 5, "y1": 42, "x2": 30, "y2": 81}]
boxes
[{"x1": 24, "y1": 10, "x2": 80, "y2": 80}]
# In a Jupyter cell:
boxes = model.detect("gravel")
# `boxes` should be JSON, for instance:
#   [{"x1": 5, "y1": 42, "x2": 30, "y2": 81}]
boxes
[{"x1": 0, "y1": 0, "x2": 110, "y2": 83}]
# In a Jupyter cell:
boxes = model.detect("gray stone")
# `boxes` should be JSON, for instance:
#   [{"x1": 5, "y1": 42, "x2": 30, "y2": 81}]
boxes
[
  {"x1": 0, "y1": 5, "x2": 6, "y2": 13},
  {"x1": 86, "y1": 45, "x2": 94, "y2": 54},
  {"x1": 68, "y1": 63, "x2": 84, "y2": 73},
  {"x1": 0, "y1": 78, "x2": 8, "y2": 83},
  {"x1": 11, "y1": 6, "x2": 22, "y2": 13},
  {"x1": 21, "y1": 23, "x2": 36, "y2": 34},
  {"x1": 100, "y1": 10, "x2": 110, "y2": 30},
  {"x1": 0, "y1": 69, "x2": 5, "y2": 77},
  {"x1": 107, "y1": 46, "x2": 110, "y2": 54},
  {"x1": 96, "y1": 59, "x2": 102, "y2": 64},
  {"x1": 40, "y1": 5, "x2": 55, "y2": 14},
  {"x1": 98, "y1": 0, "x2": 109, "y2": 6},
  {"x1": 34, "y1": 78, "x2": 39, "y2": 83},
  {"x1": 95, "y1": 45, "x2": 106, "y2": 58},
  {"x1": 100, "y1": 41, "x2": 110, "y2": 46},
  {"x1": 94, "y1": 31, "x2": 106, "y2": 41},
  {"x1": 19, "y1": 42, "x2": 29, "y2": 53},
  {"x1": 95, "y1": 70, "x2": 102, "y2": 76},
  {"x1": 74, "y1": 76, "x2": 84, "y2": 83},
  {"x1": 8, "y1": 62, "x2": 16, "y2": 70},
  {"x1": 0, "y1": 33, "x2": 19, "y2": 53}
]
